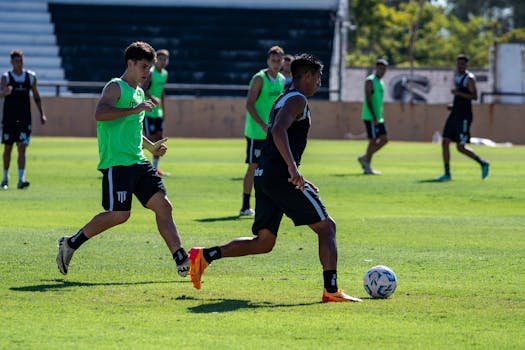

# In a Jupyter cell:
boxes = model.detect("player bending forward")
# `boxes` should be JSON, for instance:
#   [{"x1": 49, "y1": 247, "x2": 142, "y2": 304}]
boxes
[{"x1": 188, "y1": 54, "x2": 362, "y2": 303}]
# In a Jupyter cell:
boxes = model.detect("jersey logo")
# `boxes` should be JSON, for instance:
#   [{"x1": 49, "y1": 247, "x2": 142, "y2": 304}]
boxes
[
  {"x1": 117, "y1": 191, "x2": 127, "y2": 203},
  {"x1": 254, "y1": 168, "x2": 263, "y2": 177}
]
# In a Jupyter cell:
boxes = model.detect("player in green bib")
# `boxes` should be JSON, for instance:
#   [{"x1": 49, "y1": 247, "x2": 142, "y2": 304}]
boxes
[
  {"x1": 240, "y1": 45, "x2": 285, "y2": 216},
  {"x1": 357, "y1": 58, "x2": 389, "y2": 175},
  {"x1": 143, "y1": 49, "x2": 170, "y2": 176},
  {"x1": 56, "y1": 42, "x2": 189, "y2": 278}
]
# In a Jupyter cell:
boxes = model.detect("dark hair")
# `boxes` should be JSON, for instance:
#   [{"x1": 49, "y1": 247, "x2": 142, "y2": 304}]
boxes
[
  {"x1": 10, "y1": 49, "x2": 23, "y2": 59},
  {"x1": 456, "y1": 54, "x2": 469, "y2": 62},
  {"x1": 291, "y1": 54, "x2": 323, "y2": 80},
  {"x1": 267, "y1": 45, "x2": 284, "y2": 58},
  {"x1": 283, "y1": 54, "x2": 294, "y2": 62},
  {"x1": 124, "y1": 41, "x2": 156, "y2": 64}
]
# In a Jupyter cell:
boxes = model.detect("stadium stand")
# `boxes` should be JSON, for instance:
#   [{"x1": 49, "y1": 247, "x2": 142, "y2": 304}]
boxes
[
  {"x1": 0, "y1": 0, "x2": 67, "y2": 95},
  {"x1": 47, "y1": 3, "x2": 336, "y2": 97}
]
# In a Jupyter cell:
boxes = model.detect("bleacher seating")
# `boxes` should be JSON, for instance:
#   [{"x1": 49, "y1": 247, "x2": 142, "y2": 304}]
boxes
[
  {"x1": 0, "y1": 0, "x2": 67, "y2": 95},
  {"x1": 48, "y1": 3, "x2": 335, "y2": 97}
]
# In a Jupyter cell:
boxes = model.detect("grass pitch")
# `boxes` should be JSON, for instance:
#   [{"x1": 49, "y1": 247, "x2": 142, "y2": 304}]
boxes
[{"x1": 1, "y1": 137, "x2": 524, "y2": 349}]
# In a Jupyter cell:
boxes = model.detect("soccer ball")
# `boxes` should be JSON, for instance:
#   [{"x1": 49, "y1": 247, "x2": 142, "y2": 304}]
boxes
[{"x1": 363, "y1": 265, "x2": 397, "y2": 298}]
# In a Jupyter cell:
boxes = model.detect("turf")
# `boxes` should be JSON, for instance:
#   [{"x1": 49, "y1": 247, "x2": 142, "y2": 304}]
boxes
[{"x1": 0, "y1": 137, "x2": 524, "y2": 349}]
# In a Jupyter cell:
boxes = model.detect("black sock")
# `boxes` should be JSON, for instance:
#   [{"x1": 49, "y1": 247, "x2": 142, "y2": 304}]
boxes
[
  {"x1": 242, "y1": 193, "x2": 251, "y2": 210},
  {"x1": 173, "y1": 248, "x2": 188, "y2": 265},
  {"x1": 474, "y1": 156, "x2": 485, "y2": 166},
  {"x1": 67, "y1": 229, "x2": 89, "y2": 249},
  {"x1": 444, "y1": 163, "x2": 450, "y2": 176},
  {"x1": 323, "y1": 270, "x2": 338, "y2": 293},
  {"x1": 203, "y1": 247, "x2": 222, "y2": 263}
]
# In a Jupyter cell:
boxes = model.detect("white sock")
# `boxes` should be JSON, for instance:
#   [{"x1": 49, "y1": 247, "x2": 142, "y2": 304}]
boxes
[
  {"x1": 153, "y1": 158, "x2": 160, "y2": 170},
  {"x1": 19, "y1": 169, "x2": 25, "y2": 181}
]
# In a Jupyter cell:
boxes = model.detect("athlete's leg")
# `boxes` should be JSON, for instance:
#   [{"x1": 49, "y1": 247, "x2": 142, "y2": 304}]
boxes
[
  {"x1": 146, "y1": 191, "x2": 182, "y2": 254},
  {"x1": 150, "y1": 130, "x2": 162, "y2": 170},
  {"x1": 243, "y1": 163, "x2": 258, "y2": 196},
  {"x1": 366, "y1": 135, "x2": 388, "y2": 163},
  {"x1": 456, "y1": 143, "x2": 480, "y2": 161},
  {"x1": 219, "y1": 229, "x2": 277, "y2": 257},
  {"x1": 309, "y1": 217, "x2": 337, "y2": 271},
  {"x1": 3, "y1": 143, "x2": 13, "y2": 173},
  {"x1": 442, "y1": 137, "x2": 451, "y2": 165},
  {"x1": 82, "y1": 211, "x2": 131, "y2": 238},
  {"x1": 16, "y1": 141, "x2": 26, "y2": 170}
]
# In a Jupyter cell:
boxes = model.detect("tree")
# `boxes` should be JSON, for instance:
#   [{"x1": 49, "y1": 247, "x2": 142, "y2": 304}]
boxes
[{"x1": 347, "y1": 0, "x2": 496, "y2": 68}]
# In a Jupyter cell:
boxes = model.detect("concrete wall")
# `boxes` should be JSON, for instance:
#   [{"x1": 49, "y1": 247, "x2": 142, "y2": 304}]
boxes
[{"x1": 29, "y1": 96, "x2": 525, "y2": 144}]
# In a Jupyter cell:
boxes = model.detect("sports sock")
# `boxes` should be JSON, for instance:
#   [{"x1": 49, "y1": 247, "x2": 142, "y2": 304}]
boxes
[
  {"x1": 153, "y1": 157, "x2": 160, "y2": 170},
  {"x1": 67, "y1": 229, "x2": 89, "y2": 249},
  {"x1": 173, "y1": 247, "x2": 188, "y2": 265},
  {"x1": 2, "y1": 170, "x2": 8, "y2": 182},
  {"x1": 323, "y1": 270, "x2": 338, "y2": 293},
  {"x1": 242, "y1": 193, "x2": 251, "y2": 210},
  {"x1": 203, "y1": 247, "x2": 222, "y2": 263},
  {"x1": 474, "y1": 156, "x2": 485, "y2": 166},
  {"x1": 444, "y1": 163, "x2": 450, "y2": 176},
  {"x1": 18, "y1": 169, "x2": 26, "y2": 181}
]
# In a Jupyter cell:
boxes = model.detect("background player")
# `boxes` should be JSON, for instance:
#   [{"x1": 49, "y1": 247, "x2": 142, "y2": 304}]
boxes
[
  {"x1": 1, "y1": 49, "x2": 47, "y2": 189},
  {"x1": 435, "y1": 54, "x2": 489, "y2": 181},
  {"x1": 357, "y1": 58, "x2": 389, "y2": 175},
  {"x1": 143, "y1": 49, "x2": 170, "y2": 176},
  {"x1": 240, "y1": 45, "x2": 285, "y2": 216}
]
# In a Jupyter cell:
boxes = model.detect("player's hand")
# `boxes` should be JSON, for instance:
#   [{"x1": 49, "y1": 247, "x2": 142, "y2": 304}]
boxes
[
  {"x1": 305, "y1": 180, "x2": 319, "y2": 193},
  {"x1": 287, "y1": 163, "x2": 305, "y2": 191},
  {"x1": 2, "y1": 86, "x2": 13, "y2": 97},
  {"x1": 136, "y1": 99, "x2": 158, "y2": 113},
  {"x1": 150, "y1": 137, "x2": 168, "y2": 157},
  {"x1": 40, "y1": 114, "x2": 47, "y2": 125}
]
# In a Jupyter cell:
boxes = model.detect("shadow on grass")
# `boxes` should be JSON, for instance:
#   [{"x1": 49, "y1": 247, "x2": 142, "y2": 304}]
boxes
[
  {"x1": 10, "y1": 279, "x2": 183, "y2": 292},
  {"x1": 331, "y1": 173, "x2": 365, "y2": 177},
  {"x1": 188, "y1": 298, "x2": 320, "y2": 313},
  {"x1": 417, "y1": 178, "x2": 448, "y2": 183},
  {"x1": 195, "y1": 215, "x2": 242, "y2": 222}
]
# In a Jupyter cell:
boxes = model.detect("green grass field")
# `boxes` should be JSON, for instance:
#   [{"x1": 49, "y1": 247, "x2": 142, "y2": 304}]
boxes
[{"x1": 1, "y1": 137, "x2": 524, "y2": 349}]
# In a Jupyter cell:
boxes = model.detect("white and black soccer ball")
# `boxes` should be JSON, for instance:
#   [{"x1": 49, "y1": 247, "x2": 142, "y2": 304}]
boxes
[{"x1": 363, "y1": 265, "x2": 397, "y2": 298}]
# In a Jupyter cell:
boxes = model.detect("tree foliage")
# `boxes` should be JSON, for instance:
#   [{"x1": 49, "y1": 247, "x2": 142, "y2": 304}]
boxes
[{"x1": 347, "y1": 0, "x2": 511, "y2": 68}]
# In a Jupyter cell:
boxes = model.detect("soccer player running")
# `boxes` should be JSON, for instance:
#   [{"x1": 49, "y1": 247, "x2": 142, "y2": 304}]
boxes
[
  {"x1": 56, "y1": 42, "x2": 189, "y2": 277},
  {"x1": 240, "y1": 46, "x2": 286, "y2": 216},
  {"x1": 435, "y1": 54, "x2": 489, "y2": 181},
  {"x1": 357, "y1": 58, "x2": 389, "y2": 175},
  {"x1": 1, "y1": 49, "x2": 47, "y2": 190},
  {"x1": 143, "y1": 49, "x2": 170, "y2": 176},
  {"x1": 189, "y1": 54, "x2": 362, "y2": 303}
]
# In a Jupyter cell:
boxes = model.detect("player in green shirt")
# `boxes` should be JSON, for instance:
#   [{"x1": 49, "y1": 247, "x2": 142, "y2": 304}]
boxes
[
  {"x1": 56, "y1": 42, "x2": 189, "y2": 277},
  {"x1": 240, "y1": 45, "x2": 285, "y2": 216},
  {"x1": 357, "y1": 58, "x2": 389, "y2": 175},
  {"x1": 143, "y1": 49, "x2": 170, "y2": 176}
]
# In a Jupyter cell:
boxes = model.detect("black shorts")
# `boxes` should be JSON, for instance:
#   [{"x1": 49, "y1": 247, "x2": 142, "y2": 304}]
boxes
[
  {"x1": 245, "y1": 137, "x2": 265, "y2": 164},
  {"x1": 143, "y1": 117, "x2": 164, "y2": 136},
  {"x1": 364, "y1": 121, "x2": 387, "y2": 139},
  {"x1": 100, "y1": 162, "x2": 166, "y2": 211},
  {"x1": 252, "y1": 168, "x2": 329, "y2": 236},
  {"x1": 1, "y1": 122, "x2": 32, "y2": 145},
  {"x1": 442, "y1": 113, "x2": 471, "y2": 144}
]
